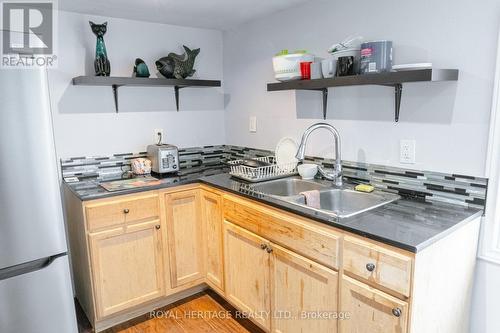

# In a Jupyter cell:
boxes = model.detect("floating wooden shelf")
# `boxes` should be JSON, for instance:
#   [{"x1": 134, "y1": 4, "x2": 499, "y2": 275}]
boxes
[
  {"x1": 267, "y1": 69, "x2": 459, "y2": 122},
  {"x1": 72, "y1": 76, "x2": 221, "y2": 112}
]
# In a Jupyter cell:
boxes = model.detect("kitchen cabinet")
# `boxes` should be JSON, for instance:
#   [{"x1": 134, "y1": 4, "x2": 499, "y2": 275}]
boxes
[
  {"x1": 221, "y1": 192, "x2": 478, "y2": 333},
  {"x1": 223, "y1": 221, "x2": 271, "y2": 331},
  {"x1": 223, "y1": 194, "x2": 341, "y2": 270},
  {"x1": 65, "y1": 187, "x2": 209, "y2": 332},
  {"x1": 164, "y1": 189, "x2": 205, "y2": 288},
  {"x1": 64, "y1": 184, "x2": 480, "y2": 333},
  {"x1": 201, "y1": 189, "x2": 225, "y2": 292},
  {"x1": 270, "y1": 244, "x2": 338, "y2": 333},
  {"x1": 223, "y1": 219, "x2": 339, "y2": 333},
  {"x1": 88, "y1": 219, "x2": 165, "y2": 319},
  {"x1": 340, "y1": 276, "x2": 408, "y2": 333}
]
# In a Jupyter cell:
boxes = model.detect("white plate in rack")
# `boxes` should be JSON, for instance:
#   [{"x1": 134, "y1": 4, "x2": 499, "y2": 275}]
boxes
[{"x1": 275, "y1": 137, "x2": 299, "y2": 172}]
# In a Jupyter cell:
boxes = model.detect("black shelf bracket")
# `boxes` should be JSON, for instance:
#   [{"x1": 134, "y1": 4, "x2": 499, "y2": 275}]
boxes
[
  {"x1": 111, "y1": 84, "x2": 186, "y2": 112},
  {"x1": 314, "y1": 88, "x2": 328, "y2": 120},
  {"x1": 174, "y1": 86, "x2": 186, "y2": 111},
  {"x1": 394, "y1": 83, "x2": 403, "y2": 122},
  {"x1": 381, "y1": 83, "x2": 403, "y2": 121},
  {"x1": 308, "y1": 85, "x2": 401, "y2": 121},
  {"x1": 302, "y1": 88, "x2": 329, "y2": 119},
  {"x1": 111, "y1": 84, "x2": 121, "y2": 113}
]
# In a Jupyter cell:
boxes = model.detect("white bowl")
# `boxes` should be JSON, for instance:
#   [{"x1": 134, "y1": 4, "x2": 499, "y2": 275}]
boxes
[
  {"x1": 297, "y1": 164, "x2": 318, "y2": 180},
  {"x1": 272, "y1": 53, "x2": 315, "y2": 82}
]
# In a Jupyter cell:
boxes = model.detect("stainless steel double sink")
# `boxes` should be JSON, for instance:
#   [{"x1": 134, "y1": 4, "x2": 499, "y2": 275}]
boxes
[{"x1": 249, "y1": 177, "x2": 399, "y2": 219}]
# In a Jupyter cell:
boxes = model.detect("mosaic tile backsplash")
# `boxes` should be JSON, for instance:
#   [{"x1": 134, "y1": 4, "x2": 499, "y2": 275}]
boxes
[{"x1": 61, "y1": 145, "x2": 487, "y2": 210}]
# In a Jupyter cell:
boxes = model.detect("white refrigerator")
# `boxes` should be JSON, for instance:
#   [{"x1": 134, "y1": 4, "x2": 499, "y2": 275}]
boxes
[{"x1": 0, "y1": 67, "x2": 78, "y2": 332}]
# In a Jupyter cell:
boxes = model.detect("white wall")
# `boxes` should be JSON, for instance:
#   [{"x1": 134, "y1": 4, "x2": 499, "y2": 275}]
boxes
[
  {"x1": 470, "y1": 259, "x2": 500, "y2": 332},
  {"x1": 223, "y1": 0, "x2": 500, "y2": 177},
  {"x1": 49, "y1": 11, "x2": 225, "y2": 159}
]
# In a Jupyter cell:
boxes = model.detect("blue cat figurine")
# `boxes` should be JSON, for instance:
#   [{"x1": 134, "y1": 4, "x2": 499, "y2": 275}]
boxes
[{"x1": 89, "y1": 21, "x2": 110, "y2": 76}]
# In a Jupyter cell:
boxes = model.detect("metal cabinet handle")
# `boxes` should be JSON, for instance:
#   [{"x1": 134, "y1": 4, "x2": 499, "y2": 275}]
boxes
[
  {"x1": 123, "y1": 208, "x2": 130, "y2": 214},
  {"x1": 155, "y1": 225, "x2": 161, "y2": 230},
  {"x1": 266, "y1": 247, "x2": 273, "y2": 253},
  {"x1": 260, "y1": 243, "x2": 267, "y2": 250},
  {"x1": 366, "y1": 263, "x2": 376, "y2": 272},
  {"x1": 392, "y1": 308, "x2": 402, "y2": 317}
]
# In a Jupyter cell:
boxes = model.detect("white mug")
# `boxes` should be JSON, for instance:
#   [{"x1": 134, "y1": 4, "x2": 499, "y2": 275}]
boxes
[
  {"x1": 321, "y1": 58, "x2": 337, "y2": 78},
  {"x1": 311, "y1": 62, "x2": 323, "y2": 79}
]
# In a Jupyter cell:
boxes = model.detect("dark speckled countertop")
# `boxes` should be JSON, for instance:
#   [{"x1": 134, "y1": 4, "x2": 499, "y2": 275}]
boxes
[
  {"x1": 64, "y1": 165, "x2": 228, "y2": 201},
  {"x1": 64, "y1": 166, "x2": 482, "y2": 253}
]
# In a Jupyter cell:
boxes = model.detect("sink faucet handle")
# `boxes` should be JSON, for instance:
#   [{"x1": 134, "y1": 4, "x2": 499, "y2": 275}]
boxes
[{"x1": 317, "y1": 165, "x2": 334, "y2": 180}]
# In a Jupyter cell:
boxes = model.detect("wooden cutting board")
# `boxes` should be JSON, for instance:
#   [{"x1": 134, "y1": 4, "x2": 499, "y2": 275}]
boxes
[{"x1": 100, "y1": 176, "x2": 162, "y2": 192}]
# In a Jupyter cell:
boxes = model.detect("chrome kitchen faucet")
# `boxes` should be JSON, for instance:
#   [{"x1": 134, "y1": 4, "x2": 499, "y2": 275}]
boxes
[{"x1": 295, "y1": 123, "x2": 343, "y2": 187}]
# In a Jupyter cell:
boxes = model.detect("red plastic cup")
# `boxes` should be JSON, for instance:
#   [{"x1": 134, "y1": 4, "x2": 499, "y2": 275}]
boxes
[{"x1": 300, "y1": 61, "x2": 312, "y2": 80}]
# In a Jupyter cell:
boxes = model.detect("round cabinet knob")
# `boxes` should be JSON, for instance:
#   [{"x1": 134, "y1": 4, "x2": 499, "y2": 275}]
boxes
[
  {"x1": 260, "y1": 243, "x2": 267, "y2": 250},
  {"x1": 366, "y1": 263, "x2": 376, "y2": 272},
  {"x1": 392, "y1": 308, "x2": 402, "y2": 317},
  {"x1": 266, "y1": 247, "x2": 273, "y2": 253},
  {"x1": 123, "y1": 208, "x2": 130, "y2": 214},
  {"x1": 155, "y1": 225, "x2": 161, "y2": 230}
]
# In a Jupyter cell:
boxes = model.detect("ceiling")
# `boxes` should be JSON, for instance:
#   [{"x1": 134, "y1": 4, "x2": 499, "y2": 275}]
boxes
[{"x1": 58, "y1": 0, "x2": 312, "y2": 30}]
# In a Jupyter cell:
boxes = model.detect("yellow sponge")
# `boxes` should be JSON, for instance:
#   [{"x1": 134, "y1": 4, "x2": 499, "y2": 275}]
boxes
[{"x1": 355, "y1": 184, "x2": 375, "y2": 193}]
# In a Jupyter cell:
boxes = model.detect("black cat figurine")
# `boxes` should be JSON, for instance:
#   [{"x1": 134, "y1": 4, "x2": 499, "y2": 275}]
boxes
[
  {"x1": 156, "y1": 45, "x2": 200, "y2": 79},
  {"x1": 89, "y1": 21, "x2": 110, "y2": 76}
]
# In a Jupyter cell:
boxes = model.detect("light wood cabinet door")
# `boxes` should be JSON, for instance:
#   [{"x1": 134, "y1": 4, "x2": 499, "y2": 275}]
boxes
[
  {"x1": 270, "y1": 244, "x2": 338, "y2": 333},
  {"x1": 89, "y1": 219, "x2": 164, "y2": 319},
  {"x1": 164, "y1": 189, "x2": 205, "y2": 288},
  {"x1": 340, "y1": 276, "x2": 408, "y2": 333},
  {"x1": 201, "y1": 189, "x2": 224, "y2": 292},
  {"x1": 223, "y1": 221, "x2": 271, "y2": 331}
]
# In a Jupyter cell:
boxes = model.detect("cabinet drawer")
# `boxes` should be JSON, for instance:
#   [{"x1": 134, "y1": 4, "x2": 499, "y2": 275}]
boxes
[
  {"x1": 343, "y1": 236, "x2": 413, "y2": 297},
  {"x1": 340, "y1": 276, "x2": 408, "y2": 333},
  {"x1": 86, "y1": 194, "x2": 159, "y2": 231},
  {"x1": 223, "y1": 195, "x2": 340, "y2": 270}
]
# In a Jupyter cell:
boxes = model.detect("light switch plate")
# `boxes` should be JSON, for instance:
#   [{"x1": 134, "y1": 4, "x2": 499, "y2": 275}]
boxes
[
  {"x1": 400, "y1": 139, "x2": 416, "y2": 164},
  {"x1": 249, "y1": 116, "x2": 257, "y2": 133}
]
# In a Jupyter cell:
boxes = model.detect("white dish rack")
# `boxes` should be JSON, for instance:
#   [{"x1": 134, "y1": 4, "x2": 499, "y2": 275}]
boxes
[{"x1": 228, "y1": 156, "x2": 298, "y2": 182}]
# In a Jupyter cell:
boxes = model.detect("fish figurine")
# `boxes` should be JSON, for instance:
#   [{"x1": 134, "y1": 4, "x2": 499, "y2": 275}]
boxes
[
  {"x1": 155, "y1": 57, "x2": 174, "y2": 79},
  {"x1": 133, "y1": 58, "x2": 150, "y2": 78},
  {"x1": 156, "y1": 45, "x2": 200, "y2": 79}
]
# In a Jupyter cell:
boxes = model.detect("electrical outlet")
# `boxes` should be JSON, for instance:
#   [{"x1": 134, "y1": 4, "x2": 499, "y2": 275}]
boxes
[
  {"x1": 400, "y1": 139, "x2": 416, "y2": 164},
  {"x1": 153, "y1": 129, "x2": 164, "y2": 144},
  {"x1": 249, "y1": 116, "x2": 257, "y2": 133}
]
